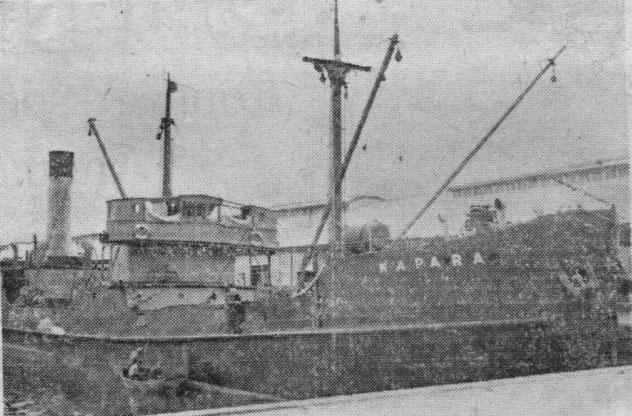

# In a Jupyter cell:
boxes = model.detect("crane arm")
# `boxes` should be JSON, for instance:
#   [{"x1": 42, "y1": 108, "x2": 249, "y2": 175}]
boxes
[
  {"x1": 87, "y1": 118, "x2": 128, "y2": 199},
  {"x1": 392, "y1": 46, "x2": 567, "y2": 242},
  {"x1": 294, "y1": 34, "x2": 400, "y2": 297}
]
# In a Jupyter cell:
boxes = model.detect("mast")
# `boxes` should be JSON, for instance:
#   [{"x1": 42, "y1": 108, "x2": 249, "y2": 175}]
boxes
[
  {"x1": 295, "y1": 34, "x2": 400, "y2": 297},
  {"x1": 333, "y1": 0, "x2": 341, "y2": 59},
  {"x1": 158, "y1": 73, "x2": 178, "y2": 198},
  {"x1": 304, "y1": 0, "x2": 371, "y2": 260}
]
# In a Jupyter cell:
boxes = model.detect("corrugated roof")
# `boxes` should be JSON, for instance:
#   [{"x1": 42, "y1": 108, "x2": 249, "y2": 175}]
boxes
[
  {"x1": 449, "y1": 157, "x2": 629, "y2": 192},
  {"x1": 271, "y1": 195, "x2": 384, "y2": 212},
  {"x1": 271, "y1": 201, "x2": 328, "y2": 212}
]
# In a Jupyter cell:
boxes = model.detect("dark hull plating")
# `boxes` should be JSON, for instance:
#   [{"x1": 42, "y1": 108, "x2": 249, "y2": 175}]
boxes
[
  {"x1": 3, "y1": 209, "x2": 631, "y2": 403},
  {"x1": 316, "y1": 209, "x2": 623, "y2": 328},
  {"x1": 4, "y1": 320, "x2": 632, "y2": 402}
]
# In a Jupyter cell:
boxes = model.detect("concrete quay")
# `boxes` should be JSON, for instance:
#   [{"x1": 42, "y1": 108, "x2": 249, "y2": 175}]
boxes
[{"x1": 154, "y1": 365, "x2": 632, "y2": 416}]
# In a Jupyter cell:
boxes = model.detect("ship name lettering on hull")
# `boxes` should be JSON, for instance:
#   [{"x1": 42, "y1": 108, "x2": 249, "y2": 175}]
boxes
[{"x1": 378, "y1": 252, "x2": 485, "y2": 273}]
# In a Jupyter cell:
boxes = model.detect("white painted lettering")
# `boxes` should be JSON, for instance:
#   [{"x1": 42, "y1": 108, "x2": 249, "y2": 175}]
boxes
[
  {"x1": 473, "y1": 252, "x2": 485, "y2": 265},
  {"x1": 396, "y1": 260, "x2": 406, "y2": 272},
  {"x1": 414, "y1": 257, "x2": 425, "y2": 269},
  {"x1": 379, "y1": 262, "x2": 388, "y2": 273},
  {"x1": 451, "y1": 254, "x2": 462, "y2": 266},
  {"x1": 430, "y1": 256, "x2": 441, "y2": 268}
]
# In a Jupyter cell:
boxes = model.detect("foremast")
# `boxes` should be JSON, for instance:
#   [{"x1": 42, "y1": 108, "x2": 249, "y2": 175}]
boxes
[{"x1": 157, "y1": 73, "x2": 178, "y2": 198}]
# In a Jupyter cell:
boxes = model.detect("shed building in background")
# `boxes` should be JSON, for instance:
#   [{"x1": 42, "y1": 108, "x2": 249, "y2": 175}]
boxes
[{"x1": 262, "y1": 157, "x2": 629, "y2": 286}]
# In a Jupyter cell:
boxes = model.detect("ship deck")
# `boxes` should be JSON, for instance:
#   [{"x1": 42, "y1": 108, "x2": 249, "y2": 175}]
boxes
[{"x1": 152, "y1": 365, "x2": 632, "y2": 416}]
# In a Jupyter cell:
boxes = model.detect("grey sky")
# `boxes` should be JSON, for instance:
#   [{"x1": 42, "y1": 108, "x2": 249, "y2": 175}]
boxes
[{"x1": 0, "y1": 0, "x2": 627, "y2": 241}]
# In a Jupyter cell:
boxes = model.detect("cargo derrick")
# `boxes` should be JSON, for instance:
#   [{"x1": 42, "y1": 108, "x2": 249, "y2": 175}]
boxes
[
  {"x1": 87, "y1": 119, "x2": 128, "y2": 199},
  {"x1": 298, "y1": 33, "x2": 400, "y2": 284},
  {"x1": 84, "y1": 76, "x2": 279, "y2": 335},
  {"x1": 302, "y1": 0, "x2": 372, "y2": 262},
  {"x1": 298, "y1": 46, "x2": 628, "y2": 335},
  {"x1": 3, "y1": 1, "x2": 631, "y2": 404}
]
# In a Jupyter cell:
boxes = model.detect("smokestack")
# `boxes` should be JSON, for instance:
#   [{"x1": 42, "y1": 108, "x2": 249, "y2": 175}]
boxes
[{"x1": 47, "y1": 151, "x2": 74, "y2": 258}]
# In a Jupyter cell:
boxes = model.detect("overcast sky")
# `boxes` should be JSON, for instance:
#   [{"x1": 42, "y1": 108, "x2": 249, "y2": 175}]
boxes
[{"x1": 0, "y1": 0, "x2": 627, "y2": 241}]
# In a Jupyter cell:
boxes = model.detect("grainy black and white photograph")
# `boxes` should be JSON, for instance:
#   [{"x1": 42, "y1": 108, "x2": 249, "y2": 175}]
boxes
[{"x1": 0, "y1": 1, "x2": 630, "y2": 415}]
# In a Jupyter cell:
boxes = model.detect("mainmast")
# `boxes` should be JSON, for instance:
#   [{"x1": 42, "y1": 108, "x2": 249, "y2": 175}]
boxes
[
  {"x1": 157, "y1": 73, "x2": 178, "y2": 198},
  {"x1": 304, "y1": 0, "x2": 371, "y2": 259}
]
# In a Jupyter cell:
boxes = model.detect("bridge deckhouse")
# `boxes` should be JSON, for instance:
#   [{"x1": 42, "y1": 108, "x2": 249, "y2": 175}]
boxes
[
  {"x1": 104, "y1": 194, "x2": 278, "y2": 250},
  {"x1": 103, "y1": 195, "x2": 278, "y2": 291}
]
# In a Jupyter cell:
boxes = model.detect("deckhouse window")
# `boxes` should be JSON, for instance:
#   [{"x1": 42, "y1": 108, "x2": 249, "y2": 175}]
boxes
[
  {"x1": 167, "y1": 200, "x2": 180, "y2": 216},
  {"x1": 181, "y1": 201, "x2": 212, "y2": 218},
  {"x1": 196, "y1": 204, "x2": 206, "y2": 217},
  {"x1": 182, "y1": 202, "x2": 195, "y2": 217}
]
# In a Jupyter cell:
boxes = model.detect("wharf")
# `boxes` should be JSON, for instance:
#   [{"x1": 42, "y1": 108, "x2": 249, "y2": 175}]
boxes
[{"x1": 154, "y1": 365, "x2": 632, "y2": 416}]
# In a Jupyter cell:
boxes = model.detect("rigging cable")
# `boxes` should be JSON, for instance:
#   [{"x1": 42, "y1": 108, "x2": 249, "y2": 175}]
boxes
[
  {"x1": 391, "y1": 45, "x2": 567, "y2": 243},
  {"x1": 552, "y1": 177, "x2": 613, "y2": 206},
  {"x1": 294, "y1": 34, "x2": 401, "y2": 297}
]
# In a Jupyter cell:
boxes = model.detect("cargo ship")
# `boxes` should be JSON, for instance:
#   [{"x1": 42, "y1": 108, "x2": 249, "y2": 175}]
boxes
[{"x1": 3, "y1": 0, "x2": 631, "y2": 406}]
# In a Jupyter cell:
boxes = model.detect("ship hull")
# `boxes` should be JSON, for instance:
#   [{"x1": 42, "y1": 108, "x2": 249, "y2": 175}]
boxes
[
  {"x1": 3, "y1": 208, "x2": 630, "y2": 402},
  {"x1": 4, "y1": 318, "x2": 631, "y2": 401},
  {"x1": 118, "y1": 374, "x2": 186, "y2": 394},
  {"x1": 315, "y1": 209, "x2": 624, "y2": 329}
]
